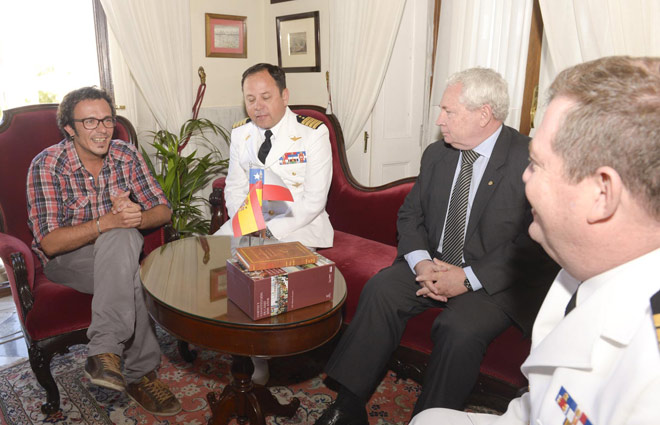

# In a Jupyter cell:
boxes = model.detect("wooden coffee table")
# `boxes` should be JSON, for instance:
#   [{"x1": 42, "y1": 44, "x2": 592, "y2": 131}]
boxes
[{"x1": 140, "y1": 235, "x2": 346, "y2": 425}]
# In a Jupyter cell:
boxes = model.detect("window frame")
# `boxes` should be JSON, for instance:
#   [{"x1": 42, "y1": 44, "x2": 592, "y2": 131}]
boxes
[
  {"x1": 519, "y1": 0, "x2": 543, "y2": 135},
  {"x1": 92, "y1": 0, "x2": 114, "y2": 99}
]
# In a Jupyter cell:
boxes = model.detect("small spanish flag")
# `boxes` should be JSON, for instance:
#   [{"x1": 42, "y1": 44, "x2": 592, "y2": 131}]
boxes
[
  {"x1": 231, "y1": 167, "x2": 294, "y2": 237},
  {"x1": 232, "y1": 186, "x2": 266, "y2": 237},
  {"x1": 232, "y1": 168, "x2": 267, "y2": 237}
]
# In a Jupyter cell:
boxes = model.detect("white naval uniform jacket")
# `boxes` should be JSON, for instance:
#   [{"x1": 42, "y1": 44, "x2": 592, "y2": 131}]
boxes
[
  {"x1": 493, "y1": 248, "x2": 660, "y2": 425},
  {"x1": 215, "y1": 107, "x2": 333, "y2": 248}
]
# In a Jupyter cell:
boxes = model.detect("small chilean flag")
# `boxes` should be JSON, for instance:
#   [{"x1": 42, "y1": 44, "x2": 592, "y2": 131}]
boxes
[
  {"x1": 263, "y1": 169, "x2": 293, "y2": 201},
  {"x1": 249, "y1": 168, "x2": 265, "y2": 203}
]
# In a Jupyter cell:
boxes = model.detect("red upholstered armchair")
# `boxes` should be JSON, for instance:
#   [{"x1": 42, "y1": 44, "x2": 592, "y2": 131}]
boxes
[
  {"x1": 0, "y1": 104, "x2": 166, "y2": 414},
  {"x1": 209, "y1": 105, "x2": 530, "y2": 410}
]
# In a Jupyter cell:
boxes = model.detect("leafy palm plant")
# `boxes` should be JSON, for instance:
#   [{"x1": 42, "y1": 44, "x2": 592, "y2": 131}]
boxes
[{"x1": 142, "y1": 118, "x2": 229, "y2": 238}]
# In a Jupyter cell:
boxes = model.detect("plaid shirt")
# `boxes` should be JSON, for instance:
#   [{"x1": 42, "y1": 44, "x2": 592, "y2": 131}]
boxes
[{"x1": 27, "y1": 138, "x2": 170, "y2": 265}]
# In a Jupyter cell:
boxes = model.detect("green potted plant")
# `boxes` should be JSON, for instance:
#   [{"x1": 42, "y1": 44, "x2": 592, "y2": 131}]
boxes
[{"x1": 142, "y1": 118, "x2": 230, "y2": 239}]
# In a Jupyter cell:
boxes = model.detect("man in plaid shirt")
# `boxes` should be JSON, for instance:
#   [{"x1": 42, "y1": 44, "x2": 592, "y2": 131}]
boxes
[{"x1": 26, "y1": 87, "x2": 180, "y2": 416}]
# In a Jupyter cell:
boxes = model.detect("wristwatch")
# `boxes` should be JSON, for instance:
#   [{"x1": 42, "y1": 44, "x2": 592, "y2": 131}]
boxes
[
  {"x1": 463, "y1": 277, "x2": 473, "y2": 292},
  {"x1": 265, "y1": 227, "x2": 274, "y2": 239}
]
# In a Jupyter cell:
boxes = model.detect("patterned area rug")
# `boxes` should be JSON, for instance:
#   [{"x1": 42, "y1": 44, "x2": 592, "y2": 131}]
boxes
[{"x1": 0, "y1": 326, "x2": 423, "y2": 425}]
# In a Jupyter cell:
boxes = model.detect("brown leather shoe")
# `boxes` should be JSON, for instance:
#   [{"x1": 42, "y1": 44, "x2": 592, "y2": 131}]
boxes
[
  {"x1": 84, "y1": 353, "x2": 125, "y2": 391},
  {"x1": 126, "y1": 371, "x2": 181, "y2": 416}
]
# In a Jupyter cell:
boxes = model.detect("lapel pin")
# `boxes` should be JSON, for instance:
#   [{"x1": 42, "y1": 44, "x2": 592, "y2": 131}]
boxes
[
  {"x1": 290, "y1": 136, "x2": 301, "y2": 141},
  {"x1": 245, "y1": 134, "x2": 250, "y2": 141},
  {"x1": 488, "y1": 180, "x2": 494, "y2": 186}
]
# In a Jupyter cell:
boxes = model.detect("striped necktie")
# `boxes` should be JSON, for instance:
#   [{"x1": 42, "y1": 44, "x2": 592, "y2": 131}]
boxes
[{"x1": 441, "y1": 149, "x2": 480, "y2": 266}]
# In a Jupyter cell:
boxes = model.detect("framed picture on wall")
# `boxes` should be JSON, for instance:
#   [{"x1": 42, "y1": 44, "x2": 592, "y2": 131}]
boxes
[
  {"x1": 271, "y1": 0, "x2": 295, "y2": 3},
  {"x1": 276, "y1": 11, "x2": 320, "y2": 72},
  {"x1": 205, "y1": 13, "x2": 247, "y2": 58}
]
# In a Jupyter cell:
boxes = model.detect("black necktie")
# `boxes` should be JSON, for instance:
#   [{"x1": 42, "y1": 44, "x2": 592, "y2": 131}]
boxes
[
  {"x1": 565, "y1": 289, "x2": 578, "y2": 316},
  {"x1": 258, "y1": 130, "x2": 273, "y2": 164},
  {"x1": 441, "y1": 149, "x2": 480, "y2": 266}
]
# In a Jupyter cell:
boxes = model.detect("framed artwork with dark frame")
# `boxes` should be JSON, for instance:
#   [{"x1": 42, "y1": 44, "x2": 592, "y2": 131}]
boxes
[
  {"x1": 271, "y1": 0, "x2": 295, "y2": 3},
  {"x1": 205, "y1": 13, "x2": 247, "y2": 58},
  {"x1": 276, "y1": 11, "x2": 320, "y2": 72}
]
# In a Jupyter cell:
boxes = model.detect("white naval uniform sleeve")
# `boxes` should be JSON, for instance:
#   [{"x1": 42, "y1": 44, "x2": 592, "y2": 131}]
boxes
[
  {"x1": 410, "y1": 406, "x2": 506, "y2": 425},
  {"x1": 409, "y1": 393, "x2": 528, "y2": 425},
  {"x1": 223, "y1": 126, "x2": 250, "y2": 218},
  {"x1": 266, "y1": 123, "x2": 332, "y2": 240}
]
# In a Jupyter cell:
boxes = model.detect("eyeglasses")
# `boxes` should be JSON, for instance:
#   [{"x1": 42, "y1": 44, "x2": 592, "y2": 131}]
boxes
[{"x1": 73, "y1": 117, "x2": 117, "y2": 130}]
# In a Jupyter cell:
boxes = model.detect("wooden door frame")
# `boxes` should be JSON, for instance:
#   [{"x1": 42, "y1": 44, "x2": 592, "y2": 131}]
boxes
[
  {"x1": 519, "y1": 0, "x2": 543, "y2": 135},
  {"x1": 92, "y1": 0, "x2": 115, "y2": 99}
]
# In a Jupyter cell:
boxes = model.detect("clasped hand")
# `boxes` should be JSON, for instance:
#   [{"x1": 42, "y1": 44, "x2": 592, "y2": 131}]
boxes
[
  {"x1": 109, "y1": 190, "x2": 142, "y2": 228},
  {"x1": 414, "y1": 258, "x2": 467, "y2": 302}
]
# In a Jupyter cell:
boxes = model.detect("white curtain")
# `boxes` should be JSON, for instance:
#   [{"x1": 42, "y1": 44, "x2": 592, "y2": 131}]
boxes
[
  {"x1": 108, "y1": 27, "x2": 138, "y2": 128},
  {"x1": 535, "y1": 0, "x2": 660, "y2": 128},
  {"x1": 428, "y1": 0, "x2": 533, "y2": 143},
  {"x1": 99, "y1": 0, "x2": 192, "y2": 134},
  {"x1": 328, "y1": 0, "x2": 407, "y2": 149}
]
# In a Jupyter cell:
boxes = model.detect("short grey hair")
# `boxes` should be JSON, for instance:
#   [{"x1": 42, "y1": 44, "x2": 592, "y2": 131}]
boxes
[
  {"x1": 447, "y1": 68, "x2": 510, "y2": 121},
  {"x1": 548, "y1": 56, "x2": 660, "y2": 220}
]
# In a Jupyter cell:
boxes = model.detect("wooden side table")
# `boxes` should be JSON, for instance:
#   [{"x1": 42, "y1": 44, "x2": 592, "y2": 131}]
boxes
[{"x1": 141, "y1": 235, "x2": 346, "y2": 424}]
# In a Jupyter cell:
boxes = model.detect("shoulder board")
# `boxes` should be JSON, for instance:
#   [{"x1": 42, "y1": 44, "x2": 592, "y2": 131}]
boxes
[
  {"x1": 232, "y1": 117, "x2": 251, "y2": 129},
  {"x1": 297, "y1": 115, "x2": 323, "y2": 129},
  {"x1": 651, "y1": 290, "x2": 660, "y2": 353}
]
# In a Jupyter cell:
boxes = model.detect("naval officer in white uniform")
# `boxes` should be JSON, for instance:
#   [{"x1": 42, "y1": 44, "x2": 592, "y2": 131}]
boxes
[
  {"x1": 215, "y1": 63, "x2": 333, "y2": 249},
  {"x1": 411, "y1": 56, "x2": 660, "y2": 425},
  {"x1": 215, "y1": 63, "x2": 334, "y2": 385}
]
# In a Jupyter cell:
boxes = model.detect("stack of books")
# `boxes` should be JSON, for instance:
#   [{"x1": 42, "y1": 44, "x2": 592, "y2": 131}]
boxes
[{"x1": 226, "y1": 242, "x2": 336, "y2": 320}]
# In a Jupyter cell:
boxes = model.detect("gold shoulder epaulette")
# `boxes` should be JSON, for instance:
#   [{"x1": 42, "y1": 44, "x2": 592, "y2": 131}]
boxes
[
  {"x1": 651, "y1": 290, "x2": 660, "y2": 353},
  {"x1": 297, "y1": 115, "x2": 323, "y2": 129},
  {"x1": 232, "y1": 117, "x2": 251, "y2": 129}
]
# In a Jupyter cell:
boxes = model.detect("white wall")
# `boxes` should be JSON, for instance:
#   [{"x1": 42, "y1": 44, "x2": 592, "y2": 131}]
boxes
[
  {"x1": 190, "y1": 0, "x2": 330, "y2": 109},
  {"x1": 264, "y1": 0, "x2": 330, "y2": 106},
  {"x1": 190, "y1": 0, "x2": 266, "y2": 107}
]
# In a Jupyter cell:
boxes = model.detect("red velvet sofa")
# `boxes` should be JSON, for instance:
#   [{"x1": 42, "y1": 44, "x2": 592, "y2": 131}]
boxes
[{"x1": 209, "y1": 105, "x2": 529, "y2": 410}]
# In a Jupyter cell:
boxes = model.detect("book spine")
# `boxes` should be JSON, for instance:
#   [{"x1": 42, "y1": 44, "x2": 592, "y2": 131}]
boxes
[
  {"x1": 245, "y1": 256, "x2": 317, "y2": 271},
  {"x1": 226, "y1": 262, "x2": 256, "y2": 319},
  {"x1": 226, "y1": 260, "x2": 273, "y2": 320},
  {"x1": 236, "y1": 252, "x2": 250, "y2": 270}
]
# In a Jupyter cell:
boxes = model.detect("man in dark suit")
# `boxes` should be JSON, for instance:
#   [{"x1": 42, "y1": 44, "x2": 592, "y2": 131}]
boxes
[{"x1": 314, "y1": 68, "x2": 559, "y2": 425}]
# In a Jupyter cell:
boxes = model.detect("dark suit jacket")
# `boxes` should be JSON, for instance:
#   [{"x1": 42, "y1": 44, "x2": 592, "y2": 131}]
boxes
[{"x1": 397, "y1": 125, "x2": 558, "y2": 333}]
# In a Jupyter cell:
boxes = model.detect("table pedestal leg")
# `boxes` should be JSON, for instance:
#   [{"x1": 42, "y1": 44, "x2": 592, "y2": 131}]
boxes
[{"x1": 207, "y1": 355, "x2": 301, "y2": 425}]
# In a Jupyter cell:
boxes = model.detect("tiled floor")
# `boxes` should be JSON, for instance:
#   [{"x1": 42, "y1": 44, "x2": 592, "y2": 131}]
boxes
[{"x1": 0, "y1": 295, "x2": 28, "y2": 369}]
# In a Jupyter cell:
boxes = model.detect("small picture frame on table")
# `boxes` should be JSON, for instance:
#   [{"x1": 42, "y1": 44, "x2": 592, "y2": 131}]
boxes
[
  {"x1": 276, "y1": 11, "x2": 320, "y2": 72},
  {"x1": 210, "y1": 266, "x2": 228, "y2": 301},
  {"x1": 205, "y1": 13, "x2": 247, "y2": 58}
]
